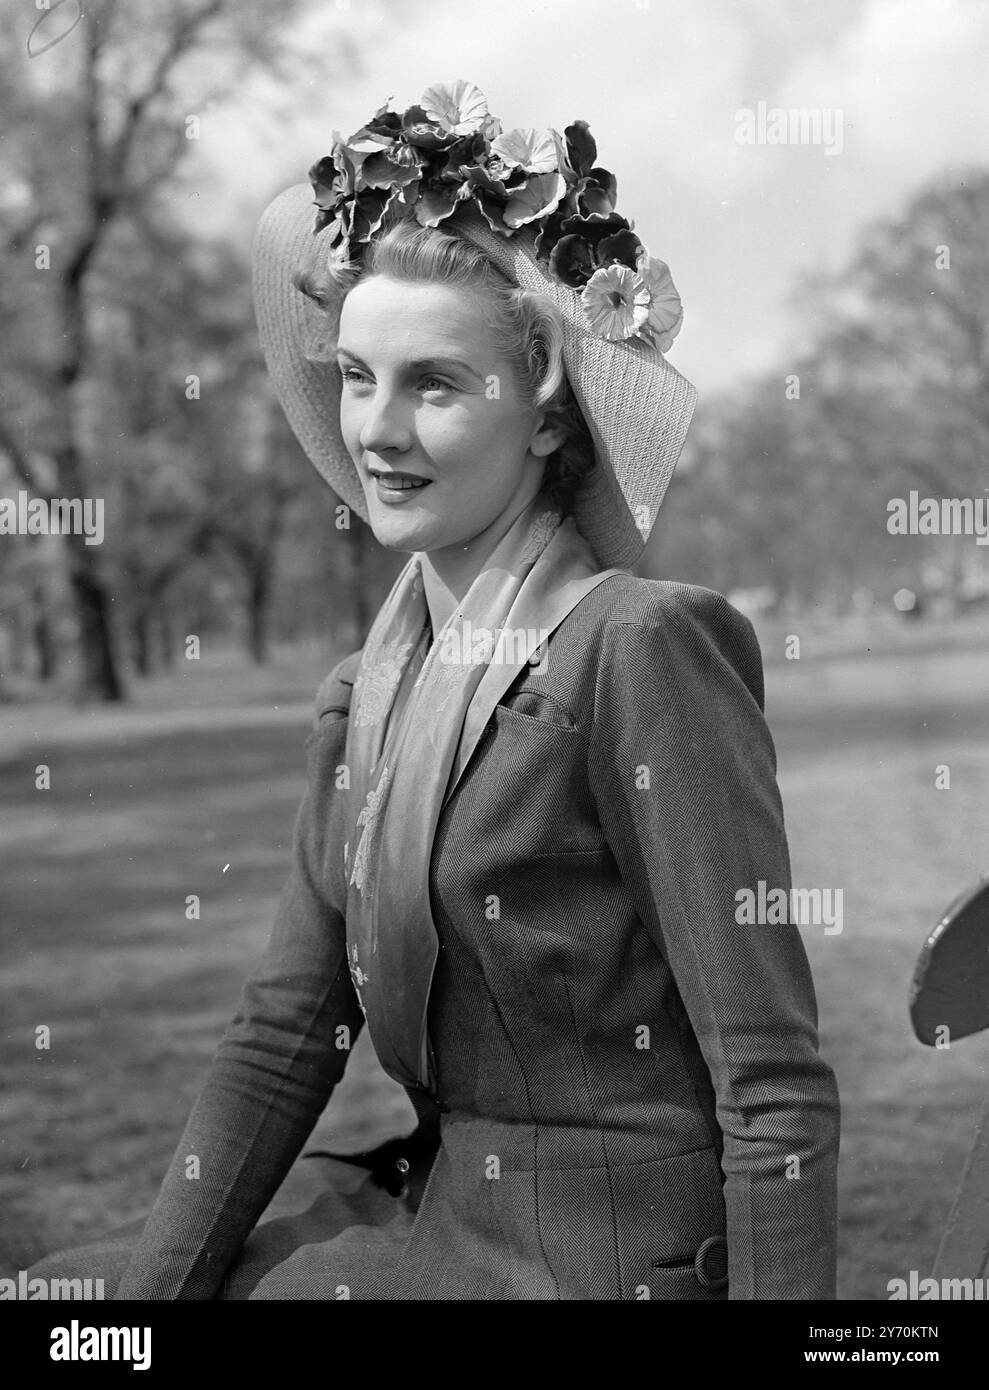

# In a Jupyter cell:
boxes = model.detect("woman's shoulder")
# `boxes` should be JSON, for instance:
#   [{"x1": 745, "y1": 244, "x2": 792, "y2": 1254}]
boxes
[
  {"x1": 578, "y1": 572, "x2": 766, "y2": 712},
  {"x1": 585, "y1": 571, "x2": 759, "y2": 645}
]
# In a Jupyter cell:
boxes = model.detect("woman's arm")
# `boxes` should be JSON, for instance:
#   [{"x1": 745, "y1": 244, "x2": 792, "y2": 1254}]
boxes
[
  {"x1": 115, "y1": 656, "x2": 365, "y2": 1300},
  {"x1": 587, "y1": 583, "x2": 840, "y2": 1300}
]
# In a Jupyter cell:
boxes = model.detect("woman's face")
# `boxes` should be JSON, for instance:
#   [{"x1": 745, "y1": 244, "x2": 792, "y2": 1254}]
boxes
[{"x1": 336, "y1": 274, "x2": 560, "y2": 556}]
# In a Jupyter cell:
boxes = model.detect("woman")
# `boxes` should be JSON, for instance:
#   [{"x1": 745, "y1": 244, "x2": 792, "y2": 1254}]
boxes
[{"x1": 27, "y1": 82, "x2": 839, "y2": 1300}]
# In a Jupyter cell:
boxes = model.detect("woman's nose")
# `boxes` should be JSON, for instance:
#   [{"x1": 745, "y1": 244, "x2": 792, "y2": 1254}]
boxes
[{"x1": 358, "y1": 384, "x2": 414, "y2": 456}]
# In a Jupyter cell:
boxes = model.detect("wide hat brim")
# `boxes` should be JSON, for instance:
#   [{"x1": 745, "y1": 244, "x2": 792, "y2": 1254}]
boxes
[{"x1": 251, "y1": 182, "x2": 697, "y2": 570}]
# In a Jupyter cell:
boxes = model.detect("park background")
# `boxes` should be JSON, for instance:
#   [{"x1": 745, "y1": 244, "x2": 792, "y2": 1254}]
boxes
[{"x1": 2, "y1": 0, "x2": 988, "y2": 1299}]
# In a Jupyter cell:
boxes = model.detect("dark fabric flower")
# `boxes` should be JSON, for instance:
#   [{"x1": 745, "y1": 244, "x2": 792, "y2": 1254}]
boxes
[
  {"x1": 363, "y1": 100, "x2": 403, "y2": 140},
  {"x1": 360, "y1": 140, "x2": 424, "y2": 191},
  {"x1": 462, "y1": 164, "x2": 512, "y2": 233},
  {"x1": 533, "y1": 205, "x2": 573, "y2": 262},
  {"x1": 308, "y1": 144, "x2": 355, "y2": 234},
  {"x1": 559, "y1": 211, "x2": 631, "y2": 244},
  {"x1": 564, "y1": 119, "x2": 597, "y2": 178},
  {"x1": 548, "y1": 233, "x2": 597, "y2": 287},
  {"x1": 414, "y1": 178, "x2": 465, "y2": 229},
  {"x1": 436, "y1": 130, "x2": 490, "y2": 182},
  {"x1": 401, "y1": 118, "x2": 461, "y2": 154},
  {"x1": 577, "y1": 167, "x2": 618, "y2": 216},
  {"x1": 596, "y1": 227, "x2": 642, "y2": 271},
  {"x1": 351, "y1": 186, "x2": 400, "y2": 244},
  {"x1": 503, "y1": 170, "x2": 566, "y2": 229}
]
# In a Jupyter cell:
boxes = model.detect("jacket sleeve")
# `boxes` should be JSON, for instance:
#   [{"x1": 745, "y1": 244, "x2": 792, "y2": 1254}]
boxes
[
  {"x1": 115, "y1": 652, "x2": 365, "y2": 1300},
  {"x1": 587, "y1": 584, "x2": 840, "y2": 1300}
]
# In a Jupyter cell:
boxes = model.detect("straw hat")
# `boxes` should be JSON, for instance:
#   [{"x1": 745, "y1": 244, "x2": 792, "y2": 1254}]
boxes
[{"x1": 251, "y1": 177, "x2": 697, "y2": 570}]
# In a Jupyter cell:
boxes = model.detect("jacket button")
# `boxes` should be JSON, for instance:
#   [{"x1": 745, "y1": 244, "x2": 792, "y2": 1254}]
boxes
[
  {"x1": 395, "y1": 1157, "x2": 410, "y2": 1174},
  {"x1": 694, "y1": 1235, "x2": 729, "y2": 1291}
]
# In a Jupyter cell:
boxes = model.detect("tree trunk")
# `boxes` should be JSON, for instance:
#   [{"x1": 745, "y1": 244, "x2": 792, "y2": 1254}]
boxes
[
  {"x1": 133, "y1": 609, "x2": 153, "y2": 677},
  {"x1": 62, "y1": 524, "x2": 125, "y2": 701},
  {"x1": 157, "y1": 613, "x2": 177, "y2": 670},
  {"x1": 33, "y1": 604, "x2": 57, "y2": 682},
  {"x1": 248, "y1": 566, "x2": 271, "y2": 665},
  {"x1": 53, "y1": 423, "x2": 126, "y2": 700}
]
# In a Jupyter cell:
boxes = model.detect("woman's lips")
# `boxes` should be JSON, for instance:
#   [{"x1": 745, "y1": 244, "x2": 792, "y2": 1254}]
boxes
[
  {"x1": 370, "y1": 471, "x2": 432, "y2": 503},
  {"x1": 375, "y1": 474, "x2": 430, "y2": 490}
]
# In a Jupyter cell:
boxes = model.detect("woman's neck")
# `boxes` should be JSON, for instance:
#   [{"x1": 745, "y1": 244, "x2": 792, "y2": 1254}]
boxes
[{"x1": 418, "y1": 491, "x2": 541, "y2": 635}]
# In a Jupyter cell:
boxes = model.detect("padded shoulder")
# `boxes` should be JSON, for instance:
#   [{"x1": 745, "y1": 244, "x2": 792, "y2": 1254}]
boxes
[
  {"x1": 592, "y1": 575, "x2": 766, "y2": 714},
  {"x1": 605, "y1": 575, "x2": 749, "y2": 632},
  {"x1": 312, "y1": 648, "x2": 363, "y2": 727}
]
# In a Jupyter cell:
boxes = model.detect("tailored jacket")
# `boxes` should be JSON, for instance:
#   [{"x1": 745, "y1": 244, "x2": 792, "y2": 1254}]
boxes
[{"x1": 115, "y1": 573, "x2": 840, "y2": 1301}]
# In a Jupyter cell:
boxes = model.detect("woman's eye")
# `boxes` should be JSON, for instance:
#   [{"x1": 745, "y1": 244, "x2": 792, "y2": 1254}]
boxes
[
  {"x1": 420, "y1": 375, "x2": 452, "y2": 394},
  {"x1": 340, "y1": 366, "x2": 369, "y2": 386}
]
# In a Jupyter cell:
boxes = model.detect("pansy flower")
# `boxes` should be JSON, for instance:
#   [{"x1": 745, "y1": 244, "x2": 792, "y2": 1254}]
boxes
[
  {"x1": 581, "y1": 264, "x2": 650, "y2": 341},
  {"x1": 351, "y1": 185, "x2": 401, "y2": 244},
  {"x1": 359, "y1": 139, "x2": 424, "y2": 194},
  {"x1": 462, "y1": 163, "x2": 513, "y2": 234},
  {"x1": 308, "y1": 142, "x2": 355, "y2": 235}
]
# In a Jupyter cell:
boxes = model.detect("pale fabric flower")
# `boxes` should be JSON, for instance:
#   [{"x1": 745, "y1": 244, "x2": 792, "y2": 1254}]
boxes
[
  {"x1": 636, "y1": 249, "x2": 685, "y2": 352},
  {"x1": 420, "y1": 80, "x2": 490, "y2": 136},
  {"x1": 581, "y1": 264, "x2": 650, "y2": 341}
]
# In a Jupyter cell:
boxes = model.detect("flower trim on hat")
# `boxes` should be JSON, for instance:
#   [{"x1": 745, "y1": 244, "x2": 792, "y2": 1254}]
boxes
[{"x1": 306, "y1": 80, "x2": 684, "y2": 350}]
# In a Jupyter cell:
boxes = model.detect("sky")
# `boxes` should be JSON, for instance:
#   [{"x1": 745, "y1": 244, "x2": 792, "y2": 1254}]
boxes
[{"x1": 181, "y1": 0, "x2": 989, "y2": 401}]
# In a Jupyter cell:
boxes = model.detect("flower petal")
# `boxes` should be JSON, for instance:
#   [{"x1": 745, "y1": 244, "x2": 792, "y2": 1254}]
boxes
[
  {"x1": 560, "y1": 211, "x2": 630, "y2": 243},
  {"x1": 581, "y1": 264, "x2": 650, "y2": 341},
  {"x1": 352, "y1": 186, "x2": 399, "y2": 243},
  {"x1": 360, "y1": 144, "x2": 424, "y2": 189},
  {"x1": 597, "y1": 228, "x2": 642, "y2": 271},
  {"x1": 638, "y1": 253, "x2": 685, "y2": 344},
  {"x1": 468, "y1": 188, "x2": 514, "y2": 235},
  {"x1": 420, "y1": 80, "x2": 490, "y2": 135},
  {"x1": 503, "y1": 170, "x2": 567, "y2": 228},
  {"x1": 490, "y1": 127, "x2": 562, "y2": 174},
  {"x1": 548, "y1": 233, "x2": 596, "y2": 287},
  {"x1": 414, "y1": 181, "x2": 463, "y2": 227},
  {"x1": 564, "y1": 119, "x2": 597, "y2": 178}
]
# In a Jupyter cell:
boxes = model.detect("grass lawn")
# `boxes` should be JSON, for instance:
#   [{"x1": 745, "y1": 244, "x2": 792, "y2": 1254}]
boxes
[{"x1": 2, "y1": 621, "x2": 988, "y2": 1298}]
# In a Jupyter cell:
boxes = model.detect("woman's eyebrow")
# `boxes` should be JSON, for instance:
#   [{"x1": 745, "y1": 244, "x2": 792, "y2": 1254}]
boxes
[{"x1": 335, "y1": 346, "x2": 485, "y2": 383}]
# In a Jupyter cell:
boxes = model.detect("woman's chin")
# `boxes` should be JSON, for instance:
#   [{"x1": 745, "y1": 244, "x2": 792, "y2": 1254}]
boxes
[{"x1": 367, "y1": 510, "x2": 439, "y2": 553}]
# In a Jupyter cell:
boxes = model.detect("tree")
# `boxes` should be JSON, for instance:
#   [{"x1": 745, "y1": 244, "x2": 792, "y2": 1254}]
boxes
[{"x1": 0, "y1": 0, "x2": 357, "y2": 698}]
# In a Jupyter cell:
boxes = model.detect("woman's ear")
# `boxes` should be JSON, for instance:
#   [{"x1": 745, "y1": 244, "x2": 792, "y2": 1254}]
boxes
[{"x1": 529, "y1": 410, "x2": 564, "y2": 458}]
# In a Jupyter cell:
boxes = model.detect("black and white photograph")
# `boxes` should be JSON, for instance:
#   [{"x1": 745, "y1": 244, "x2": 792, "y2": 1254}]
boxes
[{"x1": 1, "y1": 0, "x2": 988, "y2": 1354}]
